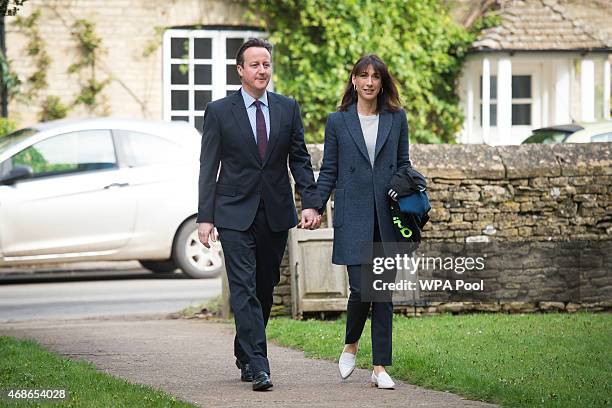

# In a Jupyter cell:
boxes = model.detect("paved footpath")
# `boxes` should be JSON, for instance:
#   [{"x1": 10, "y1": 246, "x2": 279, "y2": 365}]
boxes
[{"x1": 1, "y1": 315, "x2": 498, "y2": 408}]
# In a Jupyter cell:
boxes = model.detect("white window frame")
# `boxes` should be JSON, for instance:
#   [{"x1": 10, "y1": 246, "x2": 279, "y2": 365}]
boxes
[
  {"x1": 510, "y1": 74, "x2": 533, "y2": 126},
  {"x1": 479, "y1": 73, "x2": 534, "y2": 127},
  {"x1": 162, "y1": 28, "x2": 268, "y2": 126}
]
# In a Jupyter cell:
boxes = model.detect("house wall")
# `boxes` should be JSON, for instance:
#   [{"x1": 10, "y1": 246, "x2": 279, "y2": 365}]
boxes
[
  {"x1": 5, "y1": 0, "x2": 251, "y2": 127},
  {"x1": 458, "y1": 52, "x2": 611, "y2": 145}
]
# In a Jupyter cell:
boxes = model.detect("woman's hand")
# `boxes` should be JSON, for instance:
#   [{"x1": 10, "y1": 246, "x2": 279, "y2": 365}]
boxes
[{"x1": 299, "y1": 208, "x2": 322, "y2": 230}]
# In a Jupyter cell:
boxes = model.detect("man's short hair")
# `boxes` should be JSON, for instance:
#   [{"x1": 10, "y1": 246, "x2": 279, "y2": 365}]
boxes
[{"x1": 236, "y1": 38, "x2": 273, "y2": 66}]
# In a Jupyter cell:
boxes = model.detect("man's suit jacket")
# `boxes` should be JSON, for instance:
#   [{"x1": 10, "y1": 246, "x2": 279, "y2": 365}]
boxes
[
  {"x1": 317, "y1": 103, "x2": 411, "y2": 265},
  {"x1": 197, "y1": 90, "x2": 322, "y2": 232}
]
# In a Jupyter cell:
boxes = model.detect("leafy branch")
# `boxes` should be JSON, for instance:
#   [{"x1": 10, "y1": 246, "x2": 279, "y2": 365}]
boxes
[{"x1": 0, "y1": 48, "x2": 20, "y2": 101}]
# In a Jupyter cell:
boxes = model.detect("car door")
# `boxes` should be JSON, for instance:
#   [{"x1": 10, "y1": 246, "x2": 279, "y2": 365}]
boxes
[
  {"x1": 113, "y1": 129, "x2": 198, "y2": 247},
  {"x1": 0, "y1": 129, "x2": 137, "y2": 259}
]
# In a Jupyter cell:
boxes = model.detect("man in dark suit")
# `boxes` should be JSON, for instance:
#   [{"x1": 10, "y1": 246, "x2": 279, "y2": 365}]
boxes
[{"x1": 197, "y1": 38, "x2": 322, "y2": 391}]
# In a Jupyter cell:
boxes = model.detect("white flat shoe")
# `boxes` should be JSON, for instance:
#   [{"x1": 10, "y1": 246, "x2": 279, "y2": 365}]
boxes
[
  {"x1": 338, "y1": 351, "x2": 356, "y2": 379},
  {"x1": 371, "y1": 370, "x2": 395, "y2": 389}
]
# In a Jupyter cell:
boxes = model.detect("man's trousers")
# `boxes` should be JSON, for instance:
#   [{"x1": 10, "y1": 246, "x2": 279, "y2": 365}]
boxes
[{"x1": 217, "y1": 200, "x2": 288, "y2": 375}]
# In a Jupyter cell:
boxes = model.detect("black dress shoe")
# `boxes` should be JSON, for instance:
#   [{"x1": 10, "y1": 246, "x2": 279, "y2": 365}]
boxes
[
  {"x1": 252, "y1": 371, "x2": 273, "y2": 391},
  {"x1": 235, "y1": 360, "x2": 253, "y2": 382}
]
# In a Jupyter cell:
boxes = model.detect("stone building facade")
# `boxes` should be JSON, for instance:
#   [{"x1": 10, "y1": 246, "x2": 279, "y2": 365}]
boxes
[{"x1": 4, "y1": 0, "x2": 255, "y2": 127}]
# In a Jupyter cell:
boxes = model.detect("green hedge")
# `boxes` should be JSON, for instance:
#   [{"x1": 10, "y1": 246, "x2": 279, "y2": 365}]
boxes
[{"x1": 248, "y1": 0, "x2": 486, "y2": 143}]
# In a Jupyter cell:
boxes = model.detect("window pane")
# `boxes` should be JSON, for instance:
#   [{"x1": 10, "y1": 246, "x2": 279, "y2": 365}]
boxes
[
  {"x1": 194, "y1": 64, "x2": 212, "y2": 85},
  {"x1": 195, "y1": 91, "x2": 212, "y2": 110},
  {"x1": 227, "y1": 65, "x2": 241, "y2": 85},
  {"x1": 0, "y1": 128, "x2": 38, "y2": 156},
  {"x1": 591, "y1": 133, "x2": 612, "y2": 142},
  {"x1": 12, "y1": 130, "x2": 116, "y2": 178},
  {"x1": 171, "y1": 90, "x2": 189, "y2": 110},
  {"x1": 227, "y1": 89, "x2": 237, "y2": 97},
  {"x1": 512, "y1": 75, "x2": 531, "y2": 98},
  {"x1": 171, "y1": 37, "x2": 189, "y2": 59},
  {"x1": 164, "y1": 32, "x2": 270, "y2": 131},
  {"x1": 523, "y1": 130, "x2": 569, "y2": 144},
  {"x1": 195, "y1": 116, "x2": 204, "y2": 134},
  {"x1": 117, "y1": 130, "x2": 184, "y2": 167},
  {"x1": 512, "y1": 104, "x2": 531, "y2": 125},
  {"x1": 171, "y1": 64, "x2": 188, "y2": 85},
  {"x1": 226, "y1": 38, "x2": 243, "y2": 59},
  {"x1": 171, "y1": 116, "x2": 189, "y2": 122},
  {"x1": 479, "y1": 104, "x2": 497, "y2": 126},
  {"x1": 480, "y1": 76, "x2": 497, "y2": 99},
  {"x1": 194, "y1": 38, "x2": 211, "y2": 59}
]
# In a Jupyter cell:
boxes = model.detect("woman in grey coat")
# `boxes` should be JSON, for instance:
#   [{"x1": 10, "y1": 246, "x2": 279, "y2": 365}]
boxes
[{"x1": 317, "y1": 54, "x2": 411, "y2": 389}]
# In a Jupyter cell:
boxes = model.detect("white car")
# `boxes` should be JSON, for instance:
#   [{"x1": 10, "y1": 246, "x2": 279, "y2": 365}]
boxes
[
  {"x1": 522, "y1": 120, "x2": 612, "y2": 144},
  {"x1": 0, "y1": 118, "x2": 223, "y2": 278}
]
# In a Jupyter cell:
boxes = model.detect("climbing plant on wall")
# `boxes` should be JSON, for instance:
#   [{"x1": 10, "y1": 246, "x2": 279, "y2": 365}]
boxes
[
  {"x1": 12, "y1": 10, "x2": 48, "y2": 99},
  {"x1": 68, "y1": 18, "x2": 111, "y2": 115},
  {"x1": 11, "y1": 9, "x2": 69, "y2": 121}
]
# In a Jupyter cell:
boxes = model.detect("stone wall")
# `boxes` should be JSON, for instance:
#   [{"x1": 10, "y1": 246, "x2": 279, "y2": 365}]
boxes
[
  {"x1": 272, "y1": 142, "x2": 612, "y2": 317},
  {"x1": 413, "y1": 143, "x2": 611, "y2": 242}
]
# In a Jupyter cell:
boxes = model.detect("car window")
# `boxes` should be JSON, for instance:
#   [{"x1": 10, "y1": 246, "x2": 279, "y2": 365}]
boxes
[
  {"x1": 11, "y1": 130, "x2": 117, "y2": 178},
  {"x1": 117, "y1": 130, "x2": 185, "y2": 167},
  {"x1": 590, "y1": 133, "x2": 612, "y2": 143},
  {"x1": 0, "y1": 128, "x2": 38, "y2": 156},
  {"x1": 522, "y1": 130, "x2": 570, "y2": 144}
]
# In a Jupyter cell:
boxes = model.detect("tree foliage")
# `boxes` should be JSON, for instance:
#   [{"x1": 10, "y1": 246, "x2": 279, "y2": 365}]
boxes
[{"x1": 247, "y1": 0, "x2": 481, "y2": 143}]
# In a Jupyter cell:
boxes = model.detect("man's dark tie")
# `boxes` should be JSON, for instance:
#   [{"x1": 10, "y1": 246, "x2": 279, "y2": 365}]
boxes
[{"x1": 254, "y1": 100, "x2": 267, "y2": 160}]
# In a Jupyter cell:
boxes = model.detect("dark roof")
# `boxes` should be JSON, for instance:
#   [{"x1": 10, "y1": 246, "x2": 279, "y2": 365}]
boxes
[
  {"x1": 533, "y1": 124, "x2": 584, "y2": 133},
  {"x1": 472, "y1": 0, "x2": 612, "y2": 52}
]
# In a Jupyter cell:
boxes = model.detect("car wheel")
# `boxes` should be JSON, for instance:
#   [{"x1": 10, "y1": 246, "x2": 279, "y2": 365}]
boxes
[
  {"x1": 173, "y1": 220, "x2": 224, "y2": 278},
  {"x1": 138, "y1": 260, "x2": 178, "y2": 274}
]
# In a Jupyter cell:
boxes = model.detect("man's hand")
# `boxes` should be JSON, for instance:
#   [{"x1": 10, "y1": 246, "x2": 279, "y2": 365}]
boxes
[
  {"x1": 197, "y1": 222, "x2": 218, "y2": 248},
  {"x1": 299, "y1": 208, "x2": 321, "y2": 230}
]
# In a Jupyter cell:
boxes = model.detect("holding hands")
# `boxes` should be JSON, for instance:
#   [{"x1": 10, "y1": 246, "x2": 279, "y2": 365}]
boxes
[
  {"x1": 199, "y1": 209, "x2": 321, "y2": 244},
  {"x1": 298, "y1": 208, "x2": 322, "y2": 230}
]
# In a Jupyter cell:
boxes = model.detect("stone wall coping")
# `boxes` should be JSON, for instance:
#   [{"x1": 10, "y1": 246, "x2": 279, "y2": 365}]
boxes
[{"x1": 307, "y1": 142, "x2": 612, "y2": 179}]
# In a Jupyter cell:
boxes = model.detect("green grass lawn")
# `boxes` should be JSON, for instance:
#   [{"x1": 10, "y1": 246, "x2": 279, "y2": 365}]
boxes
[
  {"x1": 268, "y1": 312, "x2": 611, "y2": 407},
  {"x1": 0, "y1": 336, "x2": 195, "y2": 408}
]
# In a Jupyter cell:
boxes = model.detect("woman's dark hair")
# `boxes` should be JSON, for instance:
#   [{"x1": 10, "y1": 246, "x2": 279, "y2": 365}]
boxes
[
  {"x1": 338, "y1": 54, "x2": 402, "y2": 113},
  {"x1": 236, "y1": 38, "x2": 273, "y2": 66}
]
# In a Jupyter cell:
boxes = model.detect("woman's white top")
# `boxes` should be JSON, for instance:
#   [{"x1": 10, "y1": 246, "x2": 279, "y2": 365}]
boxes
[{"x1": 358, "y1": 113, "x2": 379, "y2": 167}]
